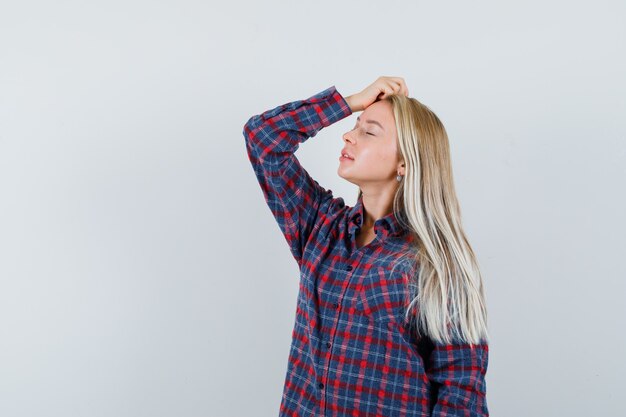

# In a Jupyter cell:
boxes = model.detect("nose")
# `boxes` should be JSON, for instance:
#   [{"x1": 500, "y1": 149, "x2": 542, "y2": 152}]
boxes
[{"x1": 343, "y1": 130, "x2": 354, "y2": 143}]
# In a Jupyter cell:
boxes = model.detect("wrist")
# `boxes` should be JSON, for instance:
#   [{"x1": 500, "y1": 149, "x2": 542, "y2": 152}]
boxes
[{"x1": 345, "y1": 95, "x2": 361, "y2": 112}]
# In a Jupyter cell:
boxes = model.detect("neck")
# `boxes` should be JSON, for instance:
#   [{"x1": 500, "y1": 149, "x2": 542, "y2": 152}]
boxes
[{"x1": 359, "y1": 188, "x2": 396, "y2": 228}]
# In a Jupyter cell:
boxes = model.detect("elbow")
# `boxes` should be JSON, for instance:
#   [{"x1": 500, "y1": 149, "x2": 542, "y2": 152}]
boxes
[{"x1": 242, "y1": 115, "x2": 259, "y2": 148}]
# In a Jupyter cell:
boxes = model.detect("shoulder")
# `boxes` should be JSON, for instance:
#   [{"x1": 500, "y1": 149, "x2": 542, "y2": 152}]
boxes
[{"x1": 312, "y1": 197, "x2": 352, "y2": 240}]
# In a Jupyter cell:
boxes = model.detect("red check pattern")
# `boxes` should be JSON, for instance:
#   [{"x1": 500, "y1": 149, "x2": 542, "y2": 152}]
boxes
[{"x1": 243, "y1": 86, "x2": 489, "y2": 417}]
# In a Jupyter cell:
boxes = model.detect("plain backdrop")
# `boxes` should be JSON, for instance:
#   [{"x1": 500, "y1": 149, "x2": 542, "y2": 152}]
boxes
[{"x1": 1, "y1": 1, "x2": 625, "y2": 416}]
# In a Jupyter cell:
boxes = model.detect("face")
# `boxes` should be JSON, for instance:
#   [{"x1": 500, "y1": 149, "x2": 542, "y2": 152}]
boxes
[{"x1": 338, "y1": 100, "x2": 404, "y2": 188}]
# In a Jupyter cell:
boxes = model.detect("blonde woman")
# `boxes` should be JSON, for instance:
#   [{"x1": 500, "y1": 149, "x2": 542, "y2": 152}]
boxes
[{"x1": 243, "y1": 76, "x2": 490, "y2": 417}]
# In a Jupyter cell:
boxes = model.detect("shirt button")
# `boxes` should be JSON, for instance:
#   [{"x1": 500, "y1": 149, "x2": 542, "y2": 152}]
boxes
[
  {"x1": 333, "y1": 302, "x2": 339, "y2": 309},
  {"x1": 383, "y1": 223, "x2": 390, "y2": 230},
  {"x1": 318, "y1": 382, "x2": 324, "y2": 389},
  {"x1": 326, "y1": 342, "x2": 331, "y2": 348},
  {"x1": 347, "y1": 232, "x2": 351, "y2": 238},
  {"x1": 346, "y1": 265, "x2": 353, "y2": 271}
]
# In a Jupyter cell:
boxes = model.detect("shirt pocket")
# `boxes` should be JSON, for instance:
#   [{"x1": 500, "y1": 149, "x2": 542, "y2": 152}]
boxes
[{"x1": 355, "y1": 265, "x2": 410, "y2": 323}]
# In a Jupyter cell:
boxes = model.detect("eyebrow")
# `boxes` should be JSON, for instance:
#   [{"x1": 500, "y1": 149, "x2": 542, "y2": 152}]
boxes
[{"x1": 356, "y1": 116, "x2": 385, "y2": 132}]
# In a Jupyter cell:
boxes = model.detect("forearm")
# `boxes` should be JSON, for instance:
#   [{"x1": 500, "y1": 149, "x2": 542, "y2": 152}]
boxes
[
  {"x1": 344, "y1": 94, "x2": 362, "y2": 113},
  {"x1": 242, "y1": 85, "x2": 352, "y2": 265}
]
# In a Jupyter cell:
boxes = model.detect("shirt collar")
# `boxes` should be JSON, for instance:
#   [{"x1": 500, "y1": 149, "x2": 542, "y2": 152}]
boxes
[{"x1": 348, "y1": 193, "x2": 410, "y2": 238}]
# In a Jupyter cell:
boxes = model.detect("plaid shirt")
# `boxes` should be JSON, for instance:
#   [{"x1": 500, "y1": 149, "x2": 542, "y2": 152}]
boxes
[{"x1": 243, "y1": 86, "x2": 489, "y2": 417}]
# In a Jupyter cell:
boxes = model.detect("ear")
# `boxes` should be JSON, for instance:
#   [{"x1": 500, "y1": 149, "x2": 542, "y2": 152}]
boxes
[{"x1": 397, "y1": 161, "x2": 405, "y2": 176}]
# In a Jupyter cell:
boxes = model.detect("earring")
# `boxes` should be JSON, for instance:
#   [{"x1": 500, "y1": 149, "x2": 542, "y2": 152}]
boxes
[{"x1": 396, "y1": 174, "x2": 403, "y2": 182}]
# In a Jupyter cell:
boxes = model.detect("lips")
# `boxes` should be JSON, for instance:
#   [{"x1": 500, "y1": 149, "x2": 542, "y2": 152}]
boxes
[{"x1": 340, "y1": 149, "x2": 355, "y2": 160}]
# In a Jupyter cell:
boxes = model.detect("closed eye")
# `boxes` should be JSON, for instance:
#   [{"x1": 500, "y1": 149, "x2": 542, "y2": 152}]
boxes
[{"x1": 352, "y1": 125, "x2": 375, "y2": 136}]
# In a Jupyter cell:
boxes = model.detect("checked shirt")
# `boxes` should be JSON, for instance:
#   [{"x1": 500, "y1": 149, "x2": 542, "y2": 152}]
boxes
[{"x1": 242, "y1": 85, "x2": 489, "y2": 417}]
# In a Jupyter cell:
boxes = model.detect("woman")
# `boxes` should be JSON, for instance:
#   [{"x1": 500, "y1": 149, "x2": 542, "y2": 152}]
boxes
[{"x1": 243, "y1": 76, "x2": 490, "y2": 417}]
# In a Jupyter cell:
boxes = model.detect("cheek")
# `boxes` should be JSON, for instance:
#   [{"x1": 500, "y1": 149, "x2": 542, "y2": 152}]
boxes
[
  {"x1": 362, "y1": 145, "x2": 391, "y2": 161},
  {"x1": 359, "y1": 148, "x2": 396, "y2": 173},
  {"x1": 375, "y1": 146, "x2": 397, "y2": 166}
]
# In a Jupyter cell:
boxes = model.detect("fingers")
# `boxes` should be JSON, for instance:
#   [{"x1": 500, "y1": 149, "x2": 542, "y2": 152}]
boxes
[
  {"x1": 393, "y1": 78, "x2": 409, "y2": 97},
  {"x1": 380, "y1": 78, "x2": 409, "y2": 99},
  {"x1": 380, "y1": 76, "x2": 409, "y2": 98},
  {"x1": 380, "y1": 83, "x2": 395, "y2": 99}
]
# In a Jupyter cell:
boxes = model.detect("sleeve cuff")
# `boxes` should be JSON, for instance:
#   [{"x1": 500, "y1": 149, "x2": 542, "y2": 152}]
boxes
[{"x1": 307, "y1": 85, "x2": 353, "y2": 128}]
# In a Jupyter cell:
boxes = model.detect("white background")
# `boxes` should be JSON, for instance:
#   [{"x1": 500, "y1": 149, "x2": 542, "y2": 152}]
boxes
[{"x1": 1, "y1": 1, "x2": 625, "y2": 416}]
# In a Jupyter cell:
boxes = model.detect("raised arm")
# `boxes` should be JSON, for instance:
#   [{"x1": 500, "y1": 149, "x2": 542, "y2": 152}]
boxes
[{"x1": 242, "y1": 85, "x2": 353, "y2": 267}]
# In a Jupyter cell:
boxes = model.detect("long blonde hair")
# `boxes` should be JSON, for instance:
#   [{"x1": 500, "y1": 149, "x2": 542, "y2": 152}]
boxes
[{"x1": 357, "y1": 95, "x2": 489, "y2": 346}]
